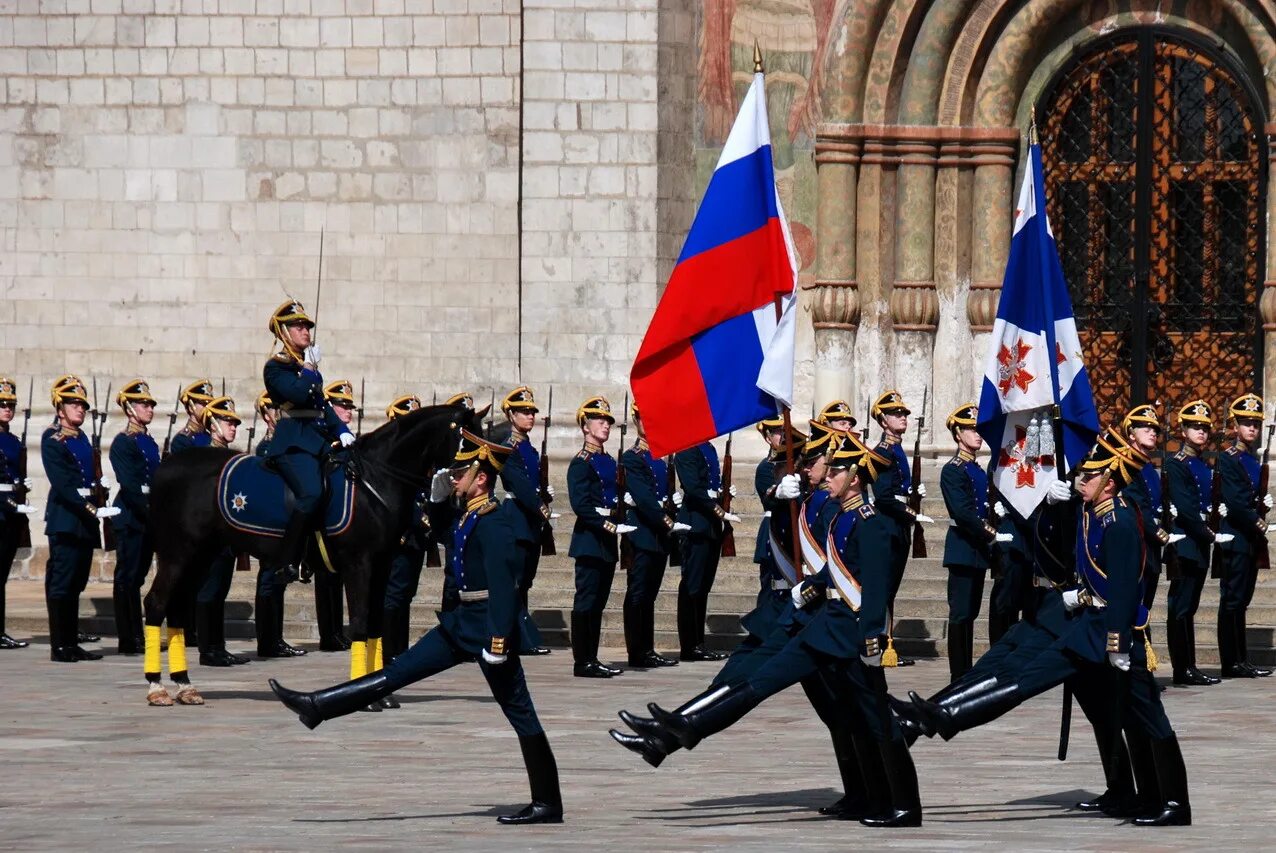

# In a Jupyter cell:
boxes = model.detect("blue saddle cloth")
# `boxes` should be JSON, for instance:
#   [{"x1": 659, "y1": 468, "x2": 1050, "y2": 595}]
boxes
[{"x1": 217, "y1": 455, "x2": 355, "y2": 537}]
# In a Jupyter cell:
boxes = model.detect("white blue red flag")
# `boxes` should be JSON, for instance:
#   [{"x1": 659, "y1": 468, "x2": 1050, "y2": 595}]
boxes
[
  {"x1": 630, "y1": 71, "x2": 798, "y2": 458},
  {"x1": 976, "y1": 142, "x2": 1100, "y2": 519}
]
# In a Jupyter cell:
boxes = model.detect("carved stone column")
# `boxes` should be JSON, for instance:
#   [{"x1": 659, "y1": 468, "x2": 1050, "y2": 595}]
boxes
[
  {"x1": 891, "y1": 136, "x2": 940, "y2": 427},
  {"x1": 967, "y1": 138, "x2": 1019, "y2": 371},
  {"x1": 812, "y1": 131, "x2": 862, "y2": 409}
]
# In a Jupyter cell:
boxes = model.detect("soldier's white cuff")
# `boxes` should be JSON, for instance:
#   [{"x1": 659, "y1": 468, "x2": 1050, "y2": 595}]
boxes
[
  {"x1": 77, "y1": 488, "x2": 91, "y2": 497},
  {"x1": 0, "y1": 484, "x2": 12, "y2": 492}
]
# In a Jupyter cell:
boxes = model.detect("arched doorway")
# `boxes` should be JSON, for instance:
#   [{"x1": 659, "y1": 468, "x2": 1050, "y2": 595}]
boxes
[{"x1": 1037, "y1": 28, "x2": 1265, "y2": 419}]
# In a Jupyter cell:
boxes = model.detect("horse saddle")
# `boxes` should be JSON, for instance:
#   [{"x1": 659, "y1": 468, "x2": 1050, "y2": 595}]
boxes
[{"x1": 217, "y1": 455, "x2": 355, "y2": 538}]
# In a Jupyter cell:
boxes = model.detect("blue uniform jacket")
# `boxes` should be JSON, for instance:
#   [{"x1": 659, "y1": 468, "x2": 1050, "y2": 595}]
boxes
[
  {"x1": 754, "y1": 455, "x2": 780, "y2": 563},
  {"x1": 109, "y1": 425, "x2": 160, "y2": 532},
  {"x1": 567, "y1": 445, "x2": 619, "y2": 562},
  {"x1": 255, "y1": 433, "x2": 273, "y2": 457},
  {"x1": 40, "y1": 425, "x2": 98, "y2": 540},
  {"x1": 871, "y1": 437, "x2": 914, "y2": 535},
  {"x1": 1164, "y1": 448, "x2": 1214, "y2": 565},
  {"x1": 674, "y1": 442, "x2": 724, "y2": 537},
  {"x1": 800, "y1": 500, "x2": 892, "y2": 659},
  {"x1": 434, "y1": 497, "x2": 519, "y2": 657},
  {"x1": 621, "y1": 442, "x2": 674, "y2": 555},
  {"x1": 261, "y1": 353, "x2": 349, "y2": 457},
  {"x1": 500, "y1": 433, "x2": 549, "y2": 547},
  {"x1": 1063, "y1": 496, "x2": 1145, "y2": 662},
  {"x1": 940, "y1": 451, "x2": 994, "y2": 570},
  {"x1": 1218, "y1": 443, "x2": 1263, "y2": 555},
  {"x1": 1122, "y1": 464, "x2": 1166, "y2": 574},
  {"x1": 0, "y1": 427, "x2": 22, "y2": 517},
  {"x1": 169, "y1": 422, "x2": 211, "y2": 454}
]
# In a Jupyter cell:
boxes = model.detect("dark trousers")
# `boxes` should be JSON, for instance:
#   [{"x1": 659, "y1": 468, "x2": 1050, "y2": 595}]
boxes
[
  {"x1": 197, "y1": 549, "x2": 235, "y2": 605},
  {"x1": 946, "y1": 564, "x2": 985, "y2": 680},
  {"x1": 45, "y1": 533, "x2": 95, "y2": 600},
  {"x1": 0, "y1": 515, "x2": 22, "y2": 634},
  {"x1": 271, "y1": 450, "x2": 325, "y2": 515},
  {"x1": 111, "y1": 525, "x2": 152, "y2": 594},
  {"x1": 678, "y1": 534, "x2": 721, "y2": 653},
  {"x1": 315, "y1": 564, "x2": 346, "y2": 643},
  {"x1": 1219, "y1": 549, "x2": 1259, "y2": 613},
  {"x1": 383, "y1": 544, "x2": 424, "y2": 660},
  {"x1": 572, "y1": 556, "x2": 615, "y2": 614},
  {"x1": 515, "y1": 541, "x2": 544, "y2": 650},
  {"x1": 988, "y1": 552, "x2": 1030, "y2": 644},
  {"x1": 383, "y1": 623, "x2": 544, "y2": 737},
  {"x1": 1166, "y1": 559, "x2": 1206, "y2": 672},
  {"x1": 624, "y1": 547, "x2": 667, "y2": 658}
]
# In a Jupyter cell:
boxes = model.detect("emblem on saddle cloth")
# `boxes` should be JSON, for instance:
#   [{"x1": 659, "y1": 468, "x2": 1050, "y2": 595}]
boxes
[{"x1": 216, "y1": 455, "x2": 355, "y2": 537}]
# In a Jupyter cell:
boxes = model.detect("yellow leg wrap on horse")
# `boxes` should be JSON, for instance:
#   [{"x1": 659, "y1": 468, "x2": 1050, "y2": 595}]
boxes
[
  {"x1": 169, "y1": 629, "x2": 188, "y2": 674},
  {"x1": 350, "y1": 640, "x2": 368, "y2": 680},
  {"x1": 144, "y1": 625, "x2": 163, "y2": 674},
  {"x1": 370, "y1": 636, "x2": 382, "y2": 672}
]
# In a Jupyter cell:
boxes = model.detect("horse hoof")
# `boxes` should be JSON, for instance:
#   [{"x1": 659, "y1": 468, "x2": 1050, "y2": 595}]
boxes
[
  {"x1": 175, "y1": 686, "x2": 205, "y2": 706},
  {"x1": 147, "y1": 686, "x2": 174, "y2": 707}
]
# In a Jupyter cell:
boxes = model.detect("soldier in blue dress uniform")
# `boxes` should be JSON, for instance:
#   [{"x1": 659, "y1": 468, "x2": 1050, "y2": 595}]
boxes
[
  {"x1": 1119, "y1": 405, "x2": 1177, "y2": 635},
  {"x1": 869, "y1": 390, "x2": 933, "y2": 666},
  {"x1": 1164, "y1": 400, "x2": 1229, "y2": 685},
  {"x1": 673, "y1": 433, "x2": 740, "y2": 662},
  {"x1": 748, "y1": 416, "x2": 804, "y2": 646},
  {"x1": 254, "y1": 391, "x2": 306, "y2": 659},
  {"x1": 939, "y1": 404, "x2": 1012, "y2": 680},
  {"x1": 193, "y1": 396, "x2": 248, "y2": 667},
  {"x1": 261, "y1": 300, "x2": 355, "y2": 580},
  {"x1": 381, "y1": 393, "x2": 427, "y2": 668},
  {"x1": 169, "y1": 379, "x2": 215, "y2": 454},
  {"x1": 567, "y1": 396, "x2": 634, "y2": 678},
  {"x1": 0, "y1": 376, "x2": 38, "y2": 650},
  {"x1": 1215, "y1": 392, "x2": 1273, "y2": 678},
  {"x1": 309, "y1": 378, "x2": 355, "y2": 651},
  {"x1": 108, "y1": 379, "x2": 161, "y2": 655},
  {"x1": 40, "y1": 375, "x2": 119, "y2": 662},
  {"x1": 909, "y1": 428, "x2": 1191, "y2": 827},
  {"x1": 816, "y1": 400, "x2": 857, "y2": 433},
  {"x1": 620, "y1": 401, "x2": 688, "y2": 667},
  {"x1": 270, "y1": 429, "x2": 564, "y2": 826},
  {"x1": 498, "y1": 386, "x2": 554, "y2": 656},
  {"x1": 621, "y1": 432, "x2": 924, "y2": 827}
]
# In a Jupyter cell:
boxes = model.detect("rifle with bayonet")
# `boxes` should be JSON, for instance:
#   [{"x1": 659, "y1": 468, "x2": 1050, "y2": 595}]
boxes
[
  {"x1": 90, "y1": 379, "x2": 115, "y2": 551},
  {"x1": 617, "y1": 392, "x2": 633, "y2": 572},
  {"x1": 356, "y1": 378, "x2": 366, "y2": 437},
  {"x1": 162, "y1": 384, "x2": 180, "y2": 458},
  {"x1": 1160, "y1": 438, "x2": 1180, "y2": 580},
  {"x1": 719, "y1": 432, "x2": 736, "y2": 558},
  {"x1": 422, "y1": 392, "x2": 443, "y2": 569},
  {"x1": 538, "y1": 386, "x2": 556, "y2": 557},
  {"x1": 236, "y1": 404, "x2": 260, "y2": 574},
  {"x1": 1209, "y1": 432, "x2": 1226, "y2": 580},
  {"x1": 1257, "y1": 420, "x2": 1274, "y2": 571},
  {"x1": 862, "y1": 399, "x2": 871, "y2": 444},
  {"x1": 15, "y1": 378, "x2": 33, "y2": 549},
  {"x1": 908, "y1": 387, "x2": 928, "y2": 558},
  {"x1": 664, "y1": 454, "x2": 682, "y2": 566}
]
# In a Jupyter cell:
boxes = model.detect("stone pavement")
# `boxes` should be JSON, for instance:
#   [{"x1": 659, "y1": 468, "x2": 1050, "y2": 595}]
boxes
[{"x1": 1, "y1": 632, "x2": 1274, "y2": 851}]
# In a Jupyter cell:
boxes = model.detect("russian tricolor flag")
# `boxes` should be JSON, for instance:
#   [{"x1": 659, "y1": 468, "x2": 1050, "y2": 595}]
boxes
[{"x1": 631, "y1": 71, "x2": 798, "y2": 458}]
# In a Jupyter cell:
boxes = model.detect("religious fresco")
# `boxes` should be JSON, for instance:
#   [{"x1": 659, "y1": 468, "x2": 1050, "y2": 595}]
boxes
[{"x1": 695, "y1": 0, "x2": 845, "y2": 280}]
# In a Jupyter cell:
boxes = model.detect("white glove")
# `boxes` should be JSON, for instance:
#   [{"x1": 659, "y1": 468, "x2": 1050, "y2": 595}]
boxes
[
  {"x1": 95, "y1": 506, "x2": 122, "y2": 519},
  {"x1": 1108, "y1": 651, "x2": 1130, "y2": 672},
  {"x1": 994, "y1": 533, "x2": 1014, "y2": 543},
  {"x1": 1062, "y1": 589, "x2": 1083, "y2": 611},
  {"x1": 706, "y1": 488, "x2": 718, "y2": 499},
  {"x1": 545, "y1": 484, "x2": 555, "y2": 499},
  {"x1": 1218, "y1": 503, "x2": 1228, "y2": 518},
  {"x1": 860, "y1": 652, "x2": 883, "y2": 668},
  {"x1": 549, "y1": 511, "x2": 561, "y2": 520},
  {"x1": 303, "y1": 344, "x2": 322, "y2": 366},
  {"x1": 481, "y1": 649, "x2": 507, "y2": 665},
  {"x1": 595, "y1": 507, "x2": 612, "y2": 517},
  {"x1": 99, "y1": 476, "x2": 114, "y2": 490},
  {"x1": 1046, "y1": 480, "x2": 1073, "y2": 504},
  {"x1": 16, "y1": 503, "x2": 38, "y2": 514},
  {"x1": 1167, "y1": 533, "x2": 1186, "y2": 545},
  {"x1": 672, "y1": 490, "x2": 684, "y2": 508},
  {"x1": 623, "y1": 492, "x2": 636, "y2": 507},
  {"x1": 775, "y1": 474, "x2": 802, "y2": 500},
  {"x1": 23, "y1": 477, "x2": 33, "y2": 490},
  {"x1": 338, "y1": 432, "x2": 355, "y2": 447},
  {"x1": 616, "y1": 524, "x2": 637, "y2": 534},
  {"x1": 1265, "y1": 494, "x2": 1274, "y2": 509},
  {"x1": 429, "y1": 469, "x2": 453, "y2": 503},
  {"x1": 1214, "y1": 533, "x2": 1234, "y2": 544},
  {"x1": 1168, "y1": 503, "x2": 1179, "y2": 518},
  {"x1": 790, "y1": 582, "x2": 806, "y2": 609},
  {"x1": 728, "y1": 484, "x2": 737, "y2": 498},
  {"x1": 993, "y1": 501, "x2": 1007, "y2": 518},
  {"x1": 723, "y1": 512, "x2": 741, "y2": 524},
  {"x1": 914, "y1": 514, "x2": 934, "y2": 524},
  {"x1": 500, "y1": 492, "x2": 513, "y2": 503},
  {"x1": 672, "y1": 522, "x2": 691, "y2": 533},
  {"x1": 916, "y1": 483, "x2": 927, "y2": 498}
]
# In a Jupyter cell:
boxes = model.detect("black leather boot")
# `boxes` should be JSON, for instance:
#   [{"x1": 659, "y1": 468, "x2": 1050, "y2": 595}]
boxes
[
  {"x1": 591, "y1": 610, "x2": 621, "y2": 675},
  {"x1": 275, "y1": 592, "x2": 305, "y2": 656},
  {"x1": 1134, "y1": 734, "x2": 1192, "y2": 826},
  {"x1": 197, "y1": 603, "x2": 234, "y2": 667},
  {"x1": 609, "y1": 725, "x2": 671, "y2": 768},
  {"x1": 623, "y1": 598, "x2": 643, "y2": 666},
  {"x1": 1235, "y1": 611, "x2": 1272, "y2": 676},
  {"x1": 572, "y1": 611, "x2": 609, "y2": 678},
  {"x1": 1218, "y1": 610, "x2": 1239, "y2": 674},
  {"x1": 497, "y1": 733, "x2": 564, "y2": 825},
  {"x1": 908, "y1": 681, "x2": 1020, "y2": 741},
  {"x1": 68, "y1": 599, "x2": 102, "y2": 660},
  {"x1": 269, "y1": 671, "x2": 395, "y2": 730},
  {"x1": 947, "y1": 622, "x2": 971, "y2": 681},
  {"x1": 382, "y1": 607, "x2": 404, "y2": 663},
  {"x1": 818, "y1": 724, "x2": 871, "y2": 818},
  {"x1": 256, "y1": 593, "x2": 280, "y2": 658},
  {"x1": 644, "y1": 600, "x2": 676, "y2": 666},
  {"x1": 278, "y1": 510, "x2": 310, "y2": 582},
  {"x1": 48, "y1": 598, "x2": 77, "y2": 662},
  {"x1": 1076, "y1": 718, "x2": 1138, "y2": 816},
  {"x1": 113, "y1": 590, "x2": 139, "y2": 654},
  {"x1": 1180, "y1": 619, "x2": 1218, "y2": 685},
  {"x1": 1126, "y1": 729, "x2": 1161, "y2": 816},
  {"x1": 860, "y1": 739, "x2": 922, "y2": 827},
  {"x1": 648, "y1": 682, "x2": 758, "y2": 751},
  {"x1": 676, "y1": 587, "x2": 695, "y2": 657}
]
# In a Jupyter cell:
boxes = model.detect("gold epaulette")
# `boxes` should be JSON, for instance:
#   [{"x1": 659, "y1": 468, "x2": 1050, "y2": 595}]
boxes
[
  {"x1": 1173, "y1": 449, "x2": 1189, "y2": 461},
  {"x1": 477, "y1": 500, "x2": 500, "y2": 516},
  {"x1": 1225, "y1": 445, "x2": 1241, "y2": 456},
  {"x1": 576, "y1": 448, "x2": 592, "y2": 460},
  {"x1": 858, "y1": 503, "x2": 876, "y2": 519}
]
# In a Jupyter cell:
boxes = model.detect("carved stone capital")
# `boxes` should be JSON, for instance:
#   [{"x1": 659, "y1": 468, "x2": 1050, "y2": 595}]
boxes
[
  {"x1": 807, "y1": 278, "x2": 860, "y2": 330},
  {"x1": 890, "y1": 280, "x2": 938, "y2": 332},
  {"x1": 1262, "y1": 280, "x2": 1276, "y2": 331},
  {"x1": 968, "y1": 281, "x2": 1001, "y2": 332}
]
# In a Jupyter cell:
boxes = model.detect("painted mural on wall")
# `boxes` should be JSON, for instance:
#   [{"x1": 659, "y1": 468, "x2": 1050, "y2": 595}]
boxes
[{"x1": 696, "y1": 0, "x2": 844, "y2": 280}]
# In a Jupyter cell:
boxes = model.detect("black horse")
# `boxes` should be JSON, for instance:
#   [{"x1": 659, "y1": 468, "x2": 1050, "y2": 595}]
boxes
[{"x1": 141, "y1": 403, "x2": 481, "y2": 705}]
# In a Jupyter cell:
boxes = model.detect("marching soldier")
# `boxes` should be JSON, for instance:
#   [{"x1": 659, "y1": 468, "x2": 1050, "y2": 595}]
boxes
[
  {"x1": 270, "y1": 429, "x2": 565, "y2": 826},
  {"x1": 748, "y1": 416, "x2": 799, "y2": 647},
  {"x1": 1120, "y1": 405, "x2": 1175, "y2": 625},
  {"x1": 620, "y1": 402, "x2": 687, "y2": 667},
  {"x1": 0, "y1": 377, "x2": 38, "y2": 650},
  {"x1": 870, "y1": 390, "x2": 933, "y2": 666},
  {"x1": 939, "y1": 404, "x2": 1011, "y2": 680},
  {"x1": 170, "y1": 379, "x2": 215, "y2": 454},
  {"x1": 311, "y1": 379, "x2": 355, "y2": 652},
  {"x1": 254, "y1": 392, "x2": 306, "y2": 659},
  {"x1": 41, "y1": 375, "x2": 120, "y2": 662},
  {"x1": 673, "y1": 435, "x2": 739, "y2": 662},
  {"x1": 261, "y1": 300, "x2": 355, "y2": 582},
  {"x1": 1215, "y1": 393, "x2": 1273, "y2": 678},
  {"x1": 109, "y1": 379, "x2": 161, "y2": 655},
  {"x1": 498, "y1": 386, "x2": 554, "y2": 656},
  {"x1": 1164, "y1": 400, "x2": 1229, "y2": 685},
  {"x1": 382, "y1": 394, "x2": 427, "y2": 670},
  {"x1": 816, "y1": 399, "x2": 857, "y2": 433},
  {"x1": 194, "y1": 396, "x2": 248, "y2": 667},
  {"x1": 567, "y1": 396, "x2": 634, "y2": 678}
]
